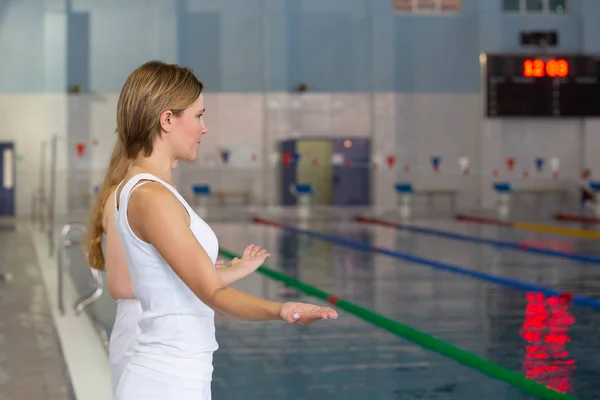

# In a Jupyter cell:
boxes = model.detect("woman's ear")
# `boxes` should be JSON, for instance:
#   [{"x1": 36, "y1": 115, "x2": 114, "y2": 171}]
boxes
[{"x1": 159, "y1": 109, "x2": 173, "y2": 133}]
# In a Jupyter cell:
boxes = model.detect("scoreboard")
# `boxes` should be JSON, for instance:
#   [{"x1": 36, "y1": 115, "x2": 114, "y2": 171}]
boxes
[{"x1": 485, "y1": 54, "x2": 600, "y2": 118}]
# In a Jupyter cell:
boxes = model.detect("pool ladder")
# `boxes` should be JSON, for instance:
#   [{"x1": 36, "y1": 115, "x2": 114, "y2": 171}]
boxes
[{"x1": 58, "y1": 223, "x2": 104, "y2": 316}]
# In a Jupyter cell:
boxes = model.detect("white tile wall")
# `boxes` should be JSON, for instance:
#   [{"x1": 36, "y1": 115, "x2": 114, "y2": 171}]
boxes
[{"x1": 4, "y1": 91, "x2": 598, "y2": 216}]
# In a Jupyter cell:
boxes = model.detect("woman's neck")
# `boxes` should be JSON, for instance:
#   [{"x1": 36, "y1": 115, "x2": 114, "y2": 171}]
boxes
[{"x1": 131, "y1": 147, "x2": 176, "y2": 185}]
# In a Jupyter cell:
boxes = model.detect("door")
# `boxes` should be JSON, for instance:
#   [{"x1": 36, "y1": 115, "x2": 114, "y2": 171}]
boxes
[
  {"x1": 296, "y1": 140, "x2": 333, "y2": 206},
  {"x1": 280, "y1": 140, "x2": 297, "y2": 206},
  {"x1": 332, "y1": 138, "x2": 371, "y2": 206},
  {"x1": 0, "y1": 142, "x2": 16, "y2": 216}
]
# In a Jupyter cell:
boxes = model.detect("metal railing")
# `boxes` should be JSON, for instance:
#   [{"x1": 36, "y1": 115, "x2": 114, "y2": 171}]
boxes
[
  {"x1": 58, "y1": 223, "x2": 104, "y2": 316},
  {"x1": 31, "y1": 135, "x2": 58, "y2": 254},
  {"x1": 48, "y1": 136, "x2": 58, "y2": 256},
  {"x1": 74, "y1": 267, "x2": 104, "y2": 315},
  {"x1": 31, "y1": 141, "x2": 46, "y2": 229}
]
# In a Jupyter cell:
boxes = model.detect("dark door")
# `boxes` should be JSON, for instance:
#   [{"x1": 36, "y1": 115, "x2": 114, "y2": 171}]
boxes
[{"x1": 332, "y1": 138, "x2": 371, "y2": 206}]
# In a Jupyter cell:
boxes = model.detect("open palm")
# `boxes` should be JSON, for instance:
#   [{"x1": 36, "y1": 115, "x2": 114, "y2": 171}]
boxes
[
  {"x1": 280, "y1": 302, "x2": 339, "y2": 325},
  {"x1": 231, "y1": 244, "x2": 271, "y2": 272}
]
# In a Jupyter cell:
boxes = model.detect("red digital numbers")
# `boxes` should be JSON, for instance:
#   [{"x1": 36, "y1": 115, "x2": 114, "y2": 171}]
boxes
[
  {"x1": 546, "y1": 59, "x2": 569, "y2": 77},
  {"x1": 523, "y1": 59, "x2": 569, "y2": 78},
  {"x1": 524, "y1": 59, "x2": 545, "y2": 77}
]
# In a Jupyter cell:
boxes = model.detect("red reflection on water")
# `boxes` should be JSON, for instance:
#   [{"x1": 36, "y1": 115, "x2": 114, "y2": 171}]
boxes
[
  {"x1": 520, "y1": 292, "x2": 576, "y2": 393},
  {"x1": 519, "y1": 238, "x2": 574, "y2": 253}
]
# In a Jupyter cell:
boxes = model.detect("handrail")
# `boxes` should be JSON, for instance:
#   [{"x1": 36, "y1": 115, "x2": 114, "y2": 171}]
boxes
[
  {"x1": 30, "y1": 191, "x2": 37, "y2": 223},
  {"x1": 59, "y1": 223, "x2": 104, "y2": 315},
  {"x1": 48, "y1": 135, "x2": 57, "y2": 256},
  {"x1": 38, "y1": 140, "x2": 46, "y2": 233},
  {"x1": 74, "y1": 267, "x2": 104, "y2": 315}
]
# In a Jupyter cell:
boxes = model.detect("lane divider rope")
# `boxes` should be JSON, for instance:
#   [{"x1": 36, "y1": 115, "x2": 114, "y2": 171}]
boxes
[
  {"x1": 555, "y1": 213, "x2": 600, "y2": 224},
  {"x1": 355, "y1": 215, "x2": 600, "y2": 265},
  {"x1": 252, "y1": 216, "x2": 599, "y2": 312},
  {"x1": 218, "y1": 246, "x2": 578, "y2": 400},
  {"x1": 456, "y1": 214, "x2": 600, "y2": 240}
]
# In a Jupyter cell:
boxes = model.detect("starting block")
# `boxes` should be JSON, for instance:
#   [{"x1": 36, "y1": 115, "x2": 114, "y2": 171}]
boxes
[
  {"x1": 290, "y1": 183, "x2": 314, "y2": 219},
  {"x1": 394, "y1": 183, "x2": 414, "y2": 219},
  {"x1": 493, "y1": 182, "x2": 513, "y2": 218},
  {"x1": 192, "y1": 184, "x2": 211, "y2": 217}
]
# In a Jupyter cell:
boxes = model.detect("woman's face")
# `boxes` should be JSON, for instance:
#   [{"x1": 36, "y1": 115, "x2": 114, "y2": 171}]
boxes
[{"x1": 168, "y1": 94, "x2": 208, "y2": 162}]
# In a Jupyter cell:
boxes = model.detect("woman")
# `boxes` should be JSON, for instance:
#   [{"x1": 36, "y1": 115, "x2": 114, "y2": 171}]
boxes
[
  {"x1": 87, "y1": 141, "x2": 272, "y2": 398},
  {"x1": 112, "y1": 61, "x2": 338, "y2": 399},
  {"x1": 579, "y1": 168, "x2": 596, "y2": 211}
]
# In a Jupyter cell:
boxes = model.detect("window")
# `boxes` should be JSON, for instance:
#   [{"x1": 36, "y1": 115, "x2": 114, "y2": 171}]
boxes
[
  {"x1": 2, "y1": 149, "x2": 13, "y2": 190},
  {"x1": 526, "y1": 0, "x2": 544, "y2": 12},
  {"x1": 393, "y1": 0, "x2": 461, "y2": 14},
  {"x1": 548, "y1": 0, "x2": 567, "y2": 13},
  {"x1": 503, "y1": 0, "x2": 520, "y2": 11},
  {"x1": 503, "y1": 0, "x2": 567, "y2": 13}
]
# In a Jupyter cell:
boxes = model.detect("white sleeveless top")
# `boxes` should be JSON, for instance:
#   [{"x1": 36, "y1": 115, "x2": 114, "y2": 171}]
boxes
[{"x1": 114, "y1": 173, "x2": 219, "y2": 381}]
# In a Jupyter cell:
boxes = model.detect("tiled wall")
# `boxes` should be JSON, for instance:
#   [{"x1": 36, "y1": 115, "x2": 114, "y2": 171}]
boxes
[{"x1": 2, "y1": 0, "x2": 600, "y2": 215}]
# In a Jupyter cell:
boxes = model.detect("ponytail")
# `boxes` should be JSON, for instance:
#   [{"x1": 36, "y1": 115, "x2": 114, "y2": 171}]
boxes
[{"x1": 86, "y1": 140, "x2": 129, "y2": 270}]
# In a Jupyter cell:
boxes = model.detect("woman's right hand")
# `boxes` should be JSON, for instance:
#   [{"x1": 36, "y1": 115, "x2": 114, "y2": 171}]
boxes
[{"x1": 280, "y1": 302, "x2": 339, "y2": 325}]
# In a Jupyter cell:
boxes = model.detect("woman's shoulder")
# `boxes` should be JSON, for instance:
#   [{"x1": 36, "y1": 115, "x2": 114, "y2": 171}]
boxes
[{"x1": 128, "y1": 181, "x2": 181, "y2": 213}]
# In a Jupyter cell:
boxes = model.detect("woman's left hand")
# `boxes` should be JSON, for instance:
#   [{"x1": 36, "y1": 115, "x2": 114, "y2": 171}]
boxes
[{"x1": 232, "y1": 244, "x2": 271, "y2": 272}]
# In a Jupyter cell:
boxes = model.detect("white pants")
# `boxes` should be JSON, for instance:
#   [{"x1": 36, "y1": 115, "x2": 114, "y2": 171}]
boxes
[
  {"x1": 110, "y1": 299, "x2": 142, "y2": 398},
  {"x1": 116, "y1": 363, "x2": 212, "y2": 399}
]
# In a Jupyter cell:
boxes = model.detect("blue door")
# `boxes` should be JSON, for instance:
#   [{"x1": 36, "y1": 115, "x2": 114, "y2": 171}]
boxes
[
  {"x1": 332, "y1": 138, "x2": 371, "y2": 206},
  {"x1": 0, "y1": 142, "x2": 15, "y2": 216}
]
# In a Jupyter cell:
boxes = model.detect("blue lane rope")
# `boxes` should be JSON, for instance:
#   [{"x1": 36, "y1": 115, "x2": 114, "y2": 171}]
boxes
[
  {"x1": 253, "y1": 217, "x2": 600, "y2": 312},
  {"x1": 356, "y1": 216, "x2": 600, "y2": 265}
]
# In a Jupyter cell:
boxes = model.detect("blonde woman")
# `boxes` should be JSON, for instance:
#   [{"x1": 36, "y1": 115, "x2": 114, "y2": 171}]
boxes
[
  {"x1": 111, "y1": 60, "x2": 338, "y2": 399},
  {"x1": 87, "y1": 141, "x2": 271, "y2": 398}
]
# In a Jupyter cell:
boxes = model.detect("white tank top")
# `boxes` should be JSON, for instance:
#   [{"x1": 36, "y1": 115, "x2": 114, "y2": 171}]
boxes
[{"x1": 114, "y1": 173, "x2": 219, "y2": 381}]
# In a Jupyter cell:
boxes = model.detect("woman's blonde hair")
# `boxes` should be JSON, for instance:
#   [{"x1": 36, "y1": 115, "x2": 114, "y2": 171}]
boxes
[
  {"x1": 86, "y1": 140, "x2": 129, "y2": 270},
  {"x1": 116, "y1": 60, "x2": 204, "y2": 159},
  {"x1": 86, "y1": 61, "x2": 204, "y2": 271}
]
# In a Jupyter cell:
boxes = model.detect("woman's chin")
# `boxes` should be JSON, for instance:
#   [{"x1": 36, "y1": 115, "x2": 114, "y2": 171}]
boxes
[{"x1": 185, "y1": 151, "x2": 199, "y2": 162}]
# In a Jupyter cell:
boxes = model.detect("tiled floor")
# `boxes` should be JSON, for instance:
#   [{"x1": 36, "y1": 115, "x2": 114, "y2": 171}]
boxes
[{"x1": 0, "y1": 221, "x2": 73, "y2": 400}]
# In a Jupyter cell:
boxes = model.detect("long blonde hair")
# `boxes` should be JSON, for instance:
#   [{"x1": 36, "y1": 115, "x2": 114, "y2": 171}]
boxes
[
  {"x1": 86, "y1": 61, "x2": 203, "y2": 270},
  {"x1": 86, "y1": 140, "x2": 130, "y2": 271},
  {"x1": 116, "y1": 60, "x2": 204, "y2": 159}
]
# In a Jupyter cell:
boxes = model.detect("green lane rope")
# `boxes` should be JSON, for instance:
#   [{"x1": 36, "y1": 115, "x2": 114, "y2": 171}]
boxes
[{"x1": 219, "y1": 248, "x2": 578, "y2": 400}]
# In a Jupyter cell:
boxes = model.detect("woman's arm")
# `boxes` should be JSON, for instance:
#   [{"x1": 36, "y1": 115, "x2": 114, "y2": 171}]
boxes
[
  {"x1": 217, "y1": 261, "x2": 255, "y2": 285},
  {"x1": 129, "y1": 184, "x2": 281, "y2": 321},
  {"x1": 128, "y1": 183, "x2": 337, "y2": 323}
]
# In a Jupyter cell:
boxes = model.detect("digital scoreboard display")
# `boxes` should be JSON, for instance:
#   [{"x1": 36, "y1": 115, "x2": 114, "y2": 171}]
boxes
[{"x1": 485, "y1": 54, "x2": 600, "y2": 118}]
